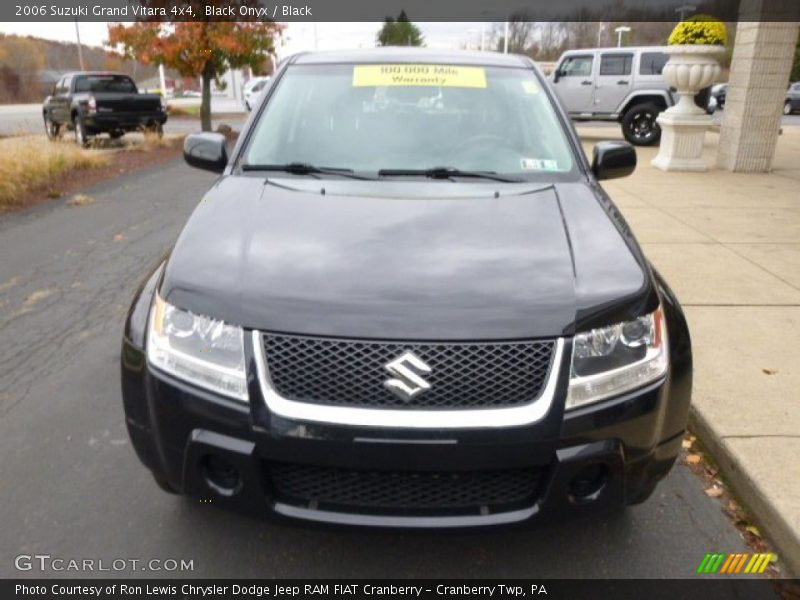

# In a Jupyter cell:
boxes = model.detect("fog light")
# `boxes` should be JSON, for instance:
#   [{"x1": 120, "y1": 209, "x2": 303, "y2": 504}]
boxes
[
  {"x1": 201, "y1": 455, "x2": 242, "y2": 496},
  {"x1": 568, "y1": 464, "x2": 609, "y2": 504}
]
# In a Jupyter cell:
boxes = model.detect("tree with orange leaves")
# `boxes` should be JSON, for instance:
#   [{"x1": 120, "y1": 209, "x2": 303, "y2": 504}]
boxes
[{"x1": 108, "y1": 15, "x2": 281, "y2": 131}]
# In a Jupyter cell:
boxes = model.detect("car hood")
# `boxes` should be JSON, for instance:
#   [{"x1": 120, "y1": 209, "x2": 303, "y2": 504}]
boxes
[{"x1": 161, "y1": 176, "x2": 649, "y2": 340}]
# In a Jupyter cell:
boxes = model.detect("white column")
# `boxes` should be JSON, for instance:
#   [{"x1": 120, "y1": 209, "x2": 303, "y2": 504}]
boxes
[
  {"x1": 158, "y1": 64, "x2": 167, "y2": 97},
  {"x1": 717, "y1": 19, "x2": 799, "y2": 172}
]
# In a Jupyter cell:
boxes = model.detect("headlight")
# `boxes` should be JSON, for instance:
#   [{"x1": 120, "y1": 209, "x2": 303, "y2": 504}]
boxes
[
  {"x1": 147, "y1": 294, "x2": 248, "y2": 401},
  {"x1": 566, "y1": 307, "x2": 668, "y2": 410}
]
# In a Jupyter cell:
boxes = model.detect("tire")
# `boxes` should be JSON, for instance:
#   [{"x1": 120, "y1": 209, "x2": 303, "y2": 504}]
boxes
[
  {"x1": 152, "y1": 471, "x2": 179, "y2": 494},
  {"x1": 621, "y1": 103, "x2": 662, "y2": 146},
  {"x1": 784, "y1": 101, "x2": 793, "y2": 116},
  {"x1": 73, "y1": 114, "x2": 90, "y2": 148},
  {"x1": 109, "y1": 130, "x2": 125, "y2": 140},
  {"x1": 626, "y1": 480, "x2": 658, "y2": 506},
  {"x1": 43, "y1": 113, "x2": 60, "y2": 141}
]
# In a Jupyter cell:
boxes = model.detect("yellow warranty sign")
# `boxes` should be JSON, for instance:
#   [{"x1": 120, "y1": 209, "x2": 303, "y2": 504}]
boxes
[{"x1": 353, "y1": 64, "x2": 487, "y2": 88}]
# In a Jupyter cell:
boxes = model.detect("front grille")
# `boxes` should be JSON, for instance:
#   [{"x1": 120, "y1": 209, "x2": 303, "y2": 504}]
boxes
[
  {"x1": 269, "y1": 463, "x2": 542, "y2": 511},
  {"x1": 261, "y1": 333, "x2": 555, "y2": 409}
]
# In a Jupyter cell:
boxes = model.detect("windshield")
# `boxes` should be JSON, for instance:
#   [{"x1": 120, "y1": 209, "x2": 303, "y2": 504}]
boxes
[
  {"x1": 243, "y1": 63, "x2": 577, "y2": 179},
  {"x1": 74, "y1": 75, "x2": 137, "y2": 94}
]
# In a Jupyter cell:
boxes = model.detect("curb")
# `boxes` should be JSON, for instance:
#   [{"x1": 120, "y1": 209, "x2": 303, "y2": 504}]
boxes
[{"x1": 689, "y1": 406, "x2": 800, "y2": 578}]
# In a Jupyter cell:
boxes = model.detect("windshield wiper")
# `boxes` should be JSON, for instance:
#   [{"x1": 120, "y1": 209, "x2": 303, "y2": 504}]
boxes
[
  {"x1": 378, "y1": 166, "x2": 523, "y2": 183},
  {"x1": 241, "y1": 162, "x2": 375, "y2": 180}
]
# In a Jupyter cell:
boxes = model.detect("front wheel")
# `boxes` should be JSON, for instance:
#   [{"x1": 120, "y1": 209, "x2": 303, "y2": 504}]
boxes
[
  {"x1": 784, "y1": 101, "x2": 793, "y2": 116},
  {"x1": 43, "y1": 114, "x2": 61, "y2": 141},
  {"x1": 621, "y1": 103, "x2": 662, "y2": 146}
]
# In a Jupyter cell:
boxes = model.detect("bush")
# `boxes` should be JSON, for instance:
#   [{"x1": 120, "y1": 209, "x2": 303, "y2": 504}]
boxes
[{"x1": 668, "y1": 15, "x2": 728, "y2": 46}]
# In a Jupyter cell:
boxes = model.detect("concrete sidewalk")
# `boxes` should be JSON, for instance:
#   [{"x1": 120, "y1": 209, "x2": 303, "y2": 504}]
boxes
[{"x1": 578, "y1": 125, "x2": 800, "y2": 576}]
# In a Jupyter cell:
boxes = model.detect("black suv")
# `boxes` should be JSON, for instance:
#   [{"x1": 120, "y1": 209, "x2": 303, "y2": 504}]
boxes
[{"x1": 122, "y1": 49, "x2": 692, "y2": 527}]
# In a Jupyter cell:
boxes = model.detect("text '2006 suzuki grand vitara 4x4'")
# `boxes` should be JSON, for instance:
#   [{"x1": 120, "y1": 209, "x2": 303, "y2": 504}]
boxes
[{"x1": 121, "y1": 49, "x2": 692, "y2": 528}]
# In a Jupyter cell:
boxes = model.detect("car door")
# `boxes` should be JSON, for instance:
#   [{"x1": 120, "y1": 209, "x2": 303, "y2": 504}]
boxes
[
  {"x1": 51, "y1": 77, "x2": 69, "y2": 124},
  {"x1": 593, "y1": 52, "x2": 634, "y2": 115},
  {"x1": 551, "y1": 54, "x2": 596, "y2": 114}
]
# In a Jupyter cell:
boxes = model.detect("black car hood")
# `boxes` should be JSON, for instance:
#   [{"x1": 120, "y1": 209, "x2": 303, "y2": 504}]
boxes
[{"x1": 161, "y1": 176, "x2": 649, "y2": 340}]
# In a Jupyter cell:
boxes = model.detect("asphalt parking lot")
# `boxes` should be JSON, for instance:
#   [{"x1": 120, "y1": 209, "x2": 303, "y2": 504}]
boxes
[{"x1": 0, "y1": 156, "x2": 777, "y2": 584}]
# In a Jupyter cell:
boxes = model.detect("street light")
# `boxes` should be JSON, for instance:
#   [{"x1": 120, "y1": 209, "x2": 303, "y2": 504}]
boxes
[
  {"x1": 675, "y1": 4, "x2": 696, "y2": 21},
  {"x1": 614, "y1": 26, "x2": 631, "y2": 48}
]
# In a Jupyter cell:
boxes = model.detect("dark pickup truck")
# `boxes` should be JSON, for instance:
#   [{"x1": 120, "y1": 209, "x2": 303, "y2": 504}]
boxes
[{"x1": 43, "y1": 72, "x2": 168, "y2": 146}]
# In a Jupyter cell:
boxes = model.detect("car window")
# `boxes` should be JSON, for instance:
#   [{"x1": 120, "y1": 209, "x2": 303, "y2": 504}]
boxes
[
  {"x1": 792, "y1": 83, "x2": 800, "y2": 92},
  {"x1": 252, "y1": 80, "x2": 268, "y2": 92},
  {"x1": 639, "y1": 52, "x2": 668, "y2": 76},
  {"x1": 74, "y1": 75, "x2": 137, "y2": 93},
  {"x1": 54, "y1": 77, "x2": 64, "y2": 94},
  {"x1": 62, "y1": 76, "x2": 72, "y2": 93},
  {"x1": 599, "y1": 54, "x2": 633, "y2": 77},
  {"x1": 244, "y1": 63, "x2": 577, "y2": 179},
  {"x1": 559, "y1": 56, "x2": 593, "y2": 78}
]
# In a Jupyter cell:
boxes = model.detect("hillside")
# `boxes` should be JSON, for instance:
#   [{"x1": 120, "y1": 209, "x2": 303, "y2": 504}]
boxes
[{"x1": 0, "y1": 33, "x2": 174, "y2": 103}]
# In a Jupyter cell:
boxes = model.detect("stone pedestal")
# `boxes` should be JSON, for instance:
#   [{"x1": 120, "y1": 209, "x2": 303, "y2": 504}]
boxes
[
  {"x1": 651, "y1": 44, "x2": 723, "y2": 172},
  {"x1": 651, "y1": 111, "x2": 713, "y2": 172}
]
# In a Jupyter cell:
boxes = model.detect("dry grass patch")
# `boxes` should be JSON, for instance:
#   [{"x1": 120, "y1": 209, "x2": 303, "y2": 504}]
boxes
[{"x1": 0, "y1": 136, "x2": 109, "y2": 209}]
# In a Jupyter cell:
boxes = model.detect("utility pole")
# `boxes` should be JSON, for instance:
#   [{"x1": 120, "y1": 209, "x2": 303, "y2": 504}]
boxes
[
  {"x1": 503, "y1": 21, "x2": 509, "y2": 54},
  {"x1": 74, "y1": 19, "x2": 85, "y2": 70},
  {"x1": 480, "y1": 22, "x2": 485, "y2": 52},
  {"x1": 675, "y1": 4, "x2": 696, "y2": 21},
  {"x1": 596, "y1": 22, "x2": 604, "y2": 47},
  {"x1": 614, "y1": 26, "x2": 631, "y2": 48}
]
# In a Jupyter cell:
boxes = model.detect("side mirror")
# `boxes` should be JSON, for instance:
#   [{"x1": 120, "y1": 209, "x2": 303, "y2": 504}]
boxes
[
  {"x1": 592, "y1": 141, "x2": 636, "y2": 181},
  {"x1": 183, "y1": 132, "x2": 228, "y2": 173},
  {"x1": 553, "y1": 70, "x2": 561, "y2": 83}
]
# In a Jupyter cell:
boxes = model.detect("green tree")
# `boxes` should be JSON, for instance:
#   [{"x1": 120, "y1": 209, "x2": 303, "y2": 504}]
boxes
[{"x1": 376, "y1": 11, "x2": 424, "y2": 47}]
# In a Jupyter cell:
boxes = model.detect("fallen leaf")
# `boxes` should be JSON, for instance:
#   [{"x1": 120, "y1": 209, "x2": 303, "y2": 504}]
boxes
[
  {"x1": 762, "y1": 368, "x2": 778, "y2": 375},
  {"x1": 682, "y1": 439, "x2": 693, "y2": 449},
  {"x1": 746, "y1": 525, "x2": 761, "y2": 537},
  {"x1": 113, "y1": 233, "x2": 126, "y2": 242},
  {"x1": 685, "y1": 454, "x2": 702, "y2": 464},
  {"x1": 705, "y1": 487, "x2": 723, "y2": 498},
  {"x1": 67, "y1": 194, "x2": 94, "y2": 207}
]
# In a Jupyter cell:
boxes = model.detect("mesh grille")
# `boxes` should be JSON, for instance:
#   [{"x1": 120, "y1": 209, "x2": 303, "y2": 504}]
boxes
[
  {"x1": 261, "y1": 334, "x2": 555, "y2": 409},
  {"x1": 270, "y1": 463, "x2": 542, "y2": 510}
]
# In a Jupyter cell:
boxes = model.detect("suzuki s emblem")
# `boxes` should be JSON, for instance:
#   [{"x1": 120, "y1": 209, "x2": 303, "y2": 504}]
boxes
[{"x1": 384, "y1": 351, "x2": 432, "y2": 401}]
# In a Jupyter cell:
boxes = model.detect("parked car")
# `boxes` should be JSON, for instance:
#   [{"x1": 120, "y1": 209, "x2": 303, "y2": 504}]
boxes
[
  {"x1": 551, "y1": 46, "x2": 712, "y2": 146},
  {"x1": 43, "y1": 72, "x2": 167, "y2": 146},
  {"x1": 710, "y1": 83, "x2": 727, "y2": 109},
  {"x1": 786, "y1": 82, "x2": 800, "y2": 115},
  {"x1": 243, "y1": 76, "x2": 271, "y2": 111},
  {"x1": 122, "y1": 49, "x2": 692, "y2": 527}
]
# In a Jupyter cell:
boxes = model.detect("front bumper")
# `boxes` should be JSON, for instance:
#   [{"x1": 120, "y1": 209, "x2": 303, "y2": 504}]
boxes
[{"x1": 122, "y1": 336, "x2": 690, "y2": 529}]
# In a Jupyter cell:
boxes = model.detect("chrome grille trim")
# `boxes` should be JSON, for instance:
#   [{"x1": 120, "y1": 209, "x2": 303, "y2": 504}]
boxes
[{"x1": 252, "y1": 331, "x2": 564, "y2": 429}]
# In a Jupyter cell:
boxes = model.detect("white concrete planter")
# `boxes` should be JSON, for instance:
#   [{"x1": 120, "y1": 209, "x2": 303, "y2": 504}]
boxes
[{"x1": 652, "y1": 44, "x2": 725, "y2": 172}]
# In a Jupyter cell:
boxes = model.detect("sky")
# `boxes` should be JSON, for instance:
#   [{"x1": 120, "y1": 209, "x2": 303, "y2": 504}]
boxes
[{"x1": 0, "y1": 21, "x2": 498, "y2": 55}]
